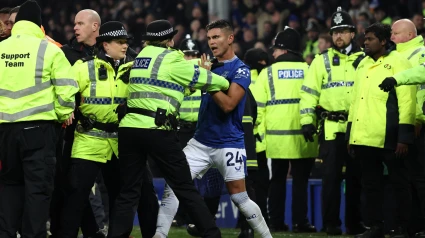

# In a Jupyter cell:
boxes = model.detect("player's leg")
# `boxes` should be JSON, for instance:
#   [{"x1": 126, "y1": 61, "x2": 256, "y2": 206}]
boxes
[
  {"x1": 214, "y1": 148, "x2": 272, "y2": 238},
  {"x1": 154, "y1": 138, "x2": 213, "y2": 238}
]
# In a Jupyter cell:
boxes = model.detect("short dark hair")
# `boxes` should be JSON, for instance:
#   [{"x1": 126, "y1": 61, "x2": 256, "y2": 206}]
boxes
[
  {"x1": 206, "y1": 19, "x2": 233, "y2": 32},
  {"x1": 0, "y1": 7, "x2": 11, "y2": 14},
  {"x1": 365, "y1": 22, "x2": 391, "y2": 42},
  {"x1": 9, "y1": 6, "x2": 19, "y2": 14}
]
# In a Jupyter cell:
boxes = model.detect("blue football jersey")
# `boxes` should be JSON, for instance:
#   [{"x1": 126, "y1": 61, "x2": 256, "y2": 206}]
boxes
[{"x1": 194, "y1": 56, "x2": 251, "y2": 148}]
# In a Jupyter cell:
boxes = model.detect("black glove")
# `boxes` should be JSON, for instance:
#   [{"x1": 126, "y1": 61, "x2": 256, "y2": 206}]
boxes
[
  {"x1": 379, "y1": 77, "x2": 397, "y2": 92},
  {"x1": 302, "y1": 124, "x2": 316, "y2": 142},
  {"x1": 115, "y1": 103, "x2": 127, "y2": 122}
]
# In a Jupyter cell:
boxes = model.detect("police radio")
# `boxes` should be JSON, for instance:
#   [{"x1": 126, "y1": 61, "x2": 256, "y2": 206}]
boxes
[
  {"x1": 98, "y1": 65, "x2": 108, "y2": 80},
  {"x1": 332, "y1": 55, "x2": 340, "y2": 66}
]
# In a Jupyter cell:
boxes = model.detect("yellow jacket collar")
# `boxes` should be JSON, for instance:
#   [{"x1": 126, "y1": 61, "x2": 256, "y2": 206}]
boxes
[
  {"x1": 396, "y1": 35, "x2": 424, "y2": 52},
  {"x1": 11, "y1": 21, "x2": 44, "y2": 39}
]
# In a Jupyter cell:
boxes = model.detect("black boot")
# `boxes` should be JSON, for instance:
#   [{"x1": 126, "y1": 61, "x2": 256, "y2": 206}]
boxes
[
  {"x1": 238, "y1": 228, "x2": 254, "y2": 238},
  {"x1": 355, "y1": 226, "x2": 385, "y2": 238},
  {"x1": 415, "y1": 231, "x2": 425, "y2": 237},
  {"x1": 389, "y1": 227, "x2": 409, "y2": 238},
  {"x1": 186, "y1": 224, "x2": 201, "y2": 237},
  {"x1": 326, "y1": 226, "x2": 342, "y2": 236},
  {"x1": 346, "y1": 223, "x2": 368, "y2": 235},
  {"x1": 292, "y1": 222, "x2": 317, "y2": 233}
]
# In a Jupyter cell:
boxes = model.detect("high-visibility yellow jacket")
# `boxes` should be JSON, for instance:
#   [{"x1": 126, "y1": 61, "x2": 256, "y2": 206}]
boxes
[
  {"x1": 0, "y1": 21, "x2": 78, "y2": 123},
  {"x1": 347, "y1": 49, "x2": 416, "y2": 149},
  {"x1": 300, "y1": 47, "x2": 364, "y2": 140},
  {"x1": 180, "y1": 90, "x2": 201, "y2": 122},
  {"x1": 249, "y1": 69, "x2": 266, "y2": 153},
  {"x1": 256, "y1": 54, "x2": 318, "y2": 159},
  {"x1": 120, "y1": 45, "x2": 229, "y2": 129},
  {"x1": 71, "y1": 54, "x2": 133, "y2": 163},
  {"x1": 303, "y1": 39, "x2": 319, "y2": 59},
  {"x1": 179, "y1": 58, "x2": 202, "y2": 122},
  {"x1": 395, "y1": 35, "x2": 425, "y2": 123}
]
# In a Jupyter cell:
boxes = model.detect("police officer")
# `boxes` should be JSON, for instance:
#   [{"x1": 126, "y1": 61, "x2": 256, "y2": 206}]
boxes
[
  {"x1": 107, "y1": 19, "x2": 229, "y2": 238},
  {"x1": 59, "y1": 21, "x2": 135, "y2": 238},
  {"x1": 299, "y1": 6, "x2": 365, "y2": 235},
  {"x1": 178, "y1": 35, "x2": 202, "y2": 148},
  {"x1": 348, "y1": 22, "x2": 415, "y2": 238},
  {"x1": 0, "y1": 1, "x2": 78, "y2": 237},
  {"x1": 255, "y1": 27, "x2": 318, "y2": 233},
  {"x1": 391, "y1": 19, "x2": 425, "y2": 237},
  {"x1": 172, "y1": 35, "x2": 202, "y2": 226},
  {"x1": 50, "y1": 10, "x2": 103, "y2": 238},
  {"x1": 244, "y1": 48, "x2": 270, "y2": 224}
]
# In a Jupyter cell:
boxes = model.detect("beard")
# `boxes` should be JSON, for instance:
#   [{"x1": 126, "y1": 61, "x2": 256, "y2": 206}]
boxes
[{"x1": 333, "y1": 39, "x2": 351, "y2": 50}]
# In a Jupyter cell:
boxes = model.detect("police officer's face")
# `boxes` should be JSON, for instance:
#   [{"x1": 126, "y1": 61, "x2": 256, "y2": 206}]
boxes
[
  {"x1": 207, "y1": 28, "x2": 234, "y2": 59},
  {"x1": 103, "y1": 39, "x2": 128, "y2": 60},
  {"x1": 364, "y1": 32, "x2": 385, "y2": 57},
  {"x1": 332, "y1": 28, "x2": 354, "y2": 49}
]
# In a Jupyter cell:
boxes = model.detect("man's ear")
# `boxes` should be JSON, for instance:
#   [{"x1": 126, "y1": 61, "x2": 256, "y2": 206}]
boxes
[
  {"x1": 350, "y1": 32, "x2": 355, "y2": 39},
  {"x1": 381, "y1": 39, "x2": 387, "y2": 47},
  {"x1": 93, "y1": 22, "x2": 98, "y2": 32},
  {"x1": 227, "y1": 33, "x2": 234, "y2": 45}
]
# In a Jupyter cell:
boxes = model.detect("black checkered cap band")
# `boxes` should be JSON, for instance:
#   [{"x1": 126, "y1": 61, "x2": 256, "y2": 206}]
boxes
[
  {"x1": 147, "y1": 27, "x2": 174, "y2": 37},
  {"x1": 99, "y1": 29, "x2": 128, "y2": 37}
]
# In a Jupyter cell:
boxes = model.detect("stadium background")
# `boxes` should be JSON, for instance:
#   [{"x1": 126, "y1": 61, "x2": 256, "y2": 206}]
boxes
[{"x1": 1, "y1": 0, "x2": 424, "y2": 237}]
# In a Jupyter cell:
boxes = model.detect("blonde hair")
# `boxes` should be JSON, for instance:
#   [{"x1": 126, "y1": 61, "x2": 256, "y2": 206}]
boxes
[{"x1": 144, "y1": 39, "x2": 171, "y2": 48}]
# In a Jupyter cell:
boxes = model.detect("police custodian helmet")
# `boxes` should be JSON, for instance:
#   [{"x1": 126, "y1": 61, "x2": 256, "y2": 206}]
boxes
[
  {"x1": 180, "y1": 34, "x2": 200, "y2": 55},
  {"x1": 270, "y1": 26, "x2": 301, "y2": 53},
  {"x1": 330, "y1": 6, "x2": 356, "y2": 33}
]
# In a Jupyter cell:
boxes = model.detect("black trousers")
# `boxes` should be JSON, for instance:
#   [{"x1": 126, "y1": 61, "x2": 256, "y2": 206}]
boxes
[
  {"x1": 320, "y1": 133, "x2": 362, "y2": 228},
  {"x1": 174, "y1": 126, "x2": 196, "y2": 224},
  {"x1": 406, "y1": 127, "x2": 425, "y2": 233},
  {"x1": 50, "y1": 132, "x2": 100, "y2": 238},
  {"x1": 255, "y1": 151, "x2": 269, "y2": 222},
  {"x1": 107, "y1": 128, "x2": 220, "y2": 238},
  {"x1": 268, "y1": 158, "x2": 315, "y2": 226},
  {"x1": 0, "y1": 121, "x2": 57, "y2": 238},
  {"x1": 354, "y1": 145, "x2": 411, "y2": 228},
  {"x1": 60, "y1": 156, "x2": 121, "y2": 238}
]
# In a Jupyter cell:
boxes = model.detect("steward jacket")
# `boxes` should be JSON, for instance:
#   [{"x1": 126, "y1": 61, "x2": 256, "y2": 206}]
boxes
[
  {"x1": 347, "y1": 46, "x2": 416, "y2": 149},
  {"x1": 395, "y1": 35, "x2": 425, "y2": 123},
  {"x1": 0, "y1": 21, "x2": 78, "y2": 123}
]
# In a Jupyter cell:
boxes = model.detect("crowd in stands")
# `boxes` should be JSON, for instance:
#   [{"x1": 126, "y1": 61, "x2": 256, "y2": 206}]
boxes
[{"x1": 1, "y1": 0, "x2": 425, "y2": 61}]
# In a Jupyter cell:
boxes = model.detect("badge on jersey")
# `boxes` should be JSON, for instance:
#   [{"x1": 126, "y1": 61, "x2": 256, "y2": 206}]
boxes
[{"x1": 234, "y1": 68, "x2": 249, "y2": 79}]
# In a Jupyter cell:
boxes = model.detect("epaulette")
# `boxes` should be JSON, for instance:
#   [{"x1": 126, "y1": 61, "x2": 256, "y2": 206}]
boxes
[{"x1": 81, "y1": 56, "x2": 94, "y2": 62}]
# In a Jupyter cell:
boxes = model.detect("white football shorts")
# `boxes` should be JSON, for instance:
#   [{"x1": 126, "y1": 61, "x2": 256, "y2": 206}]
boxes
[{"x1": 183, "y1": 138, "x2": 246, "y2": 182}]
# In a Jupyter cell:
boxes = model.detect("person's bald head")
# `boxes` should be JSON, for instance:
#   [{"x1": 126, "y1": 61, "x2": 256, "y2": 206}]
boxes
[
  {"x1": 391, "y1": 19, "x2": 417, "y2": 44},
  {"x1": 74, "y1": 9, "x2": 101, "y2": 45}
]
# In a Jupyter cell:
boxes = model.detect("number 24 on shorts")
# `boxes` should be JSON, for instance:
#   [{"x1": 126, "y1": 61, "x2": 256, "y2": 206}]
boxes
[{"x1": 226, "y1": 151, "x2": 244, "y2": 166}]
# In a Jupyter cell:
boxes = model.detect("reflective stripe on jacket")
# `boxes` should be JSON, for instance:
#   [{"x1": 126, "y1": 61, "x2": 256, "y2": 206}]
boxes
[{"x1": 0, "y1": 21, "x2": 78, "y2": 123}]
